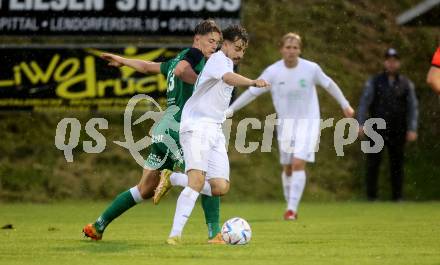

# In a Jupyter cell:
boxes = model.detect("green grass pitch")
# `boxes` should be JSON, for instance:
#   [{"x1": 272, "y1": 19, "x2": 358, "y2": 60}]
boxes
[{"x1": 0, "y1": 201, "x2": 439, "y2": 265}]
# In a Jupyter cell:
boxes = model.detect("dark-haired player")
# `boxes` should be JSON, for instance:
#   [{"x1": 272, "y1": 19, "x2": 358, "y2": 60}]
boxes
[{"x1": 83, "y1": 19, "x2": 224, "y2": 243}]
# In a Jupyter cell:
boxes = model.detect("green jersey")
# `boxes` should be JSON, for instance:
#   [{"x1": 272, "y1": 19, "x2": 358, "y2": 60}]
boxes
[
  {"x1": 160, "y1": 48, "x2": 206, "y2": 123},
  {"x1": 145, "y1": 47, "x2": 205, "y2": 170}
]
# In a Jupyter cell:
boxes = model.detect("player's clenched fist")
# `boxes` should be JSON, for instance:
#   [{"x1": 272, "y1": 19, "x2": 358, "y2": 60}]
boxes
[
  {"x1": 101, "y1": 53, "x2": 125, "y2": 67},
  {"x1": 253, "y1": 79, "x2": 270, "y2": 88}
]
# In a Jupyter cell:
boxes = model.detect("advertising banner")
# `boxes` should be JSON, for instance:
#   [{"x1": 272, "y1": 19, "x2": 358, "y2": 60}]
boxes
[
  {"x1": 0, "y1": 0, "x2": 241, "y2": 36},
  {"x1": 0, "y1": 45, "x2": 183, "y2": 111}
]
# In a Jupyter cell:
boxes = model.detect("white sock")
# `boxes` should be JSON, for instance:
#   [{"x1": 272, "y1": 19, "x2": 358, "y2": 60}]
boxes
[
  {"x1": 129, "y1": 186, "x2": 144, "y2": 203},
  {"x1": 287, "y1": 171, "x2": 306, "y2": 212},
  {"x1": 170, "y1": 172, "x2": 188, "y2": 187},
  {"x1": 169, "y1": 187, "x2": 199, "y2": 237},
  {"x1": 281, "y1": 171, "x2": 291, "y2": 203},
  {"x1": 200, "y1": 181, "x2": 212, "y2": 196}
]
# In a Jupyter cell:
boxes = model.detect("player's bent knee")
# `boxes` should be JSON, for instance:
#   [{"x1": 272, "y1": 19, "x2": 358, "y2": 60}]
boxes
[
  {"x1": 292, "y1": 159, "x2": 306, "y2": 171},
  {"x1": 210, "y1": 179, "x2": 230, "y2": 196},
  {"x1": 187, "y1": 170, "x2": 206, "y2": 192}
]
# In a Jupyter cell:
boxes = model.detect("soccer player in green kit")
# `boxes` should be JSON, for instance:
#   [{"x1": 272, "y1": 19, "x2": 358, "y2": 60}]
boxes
[{"x1": 82, "y1": 19, "x2": 224, "y2": 244}]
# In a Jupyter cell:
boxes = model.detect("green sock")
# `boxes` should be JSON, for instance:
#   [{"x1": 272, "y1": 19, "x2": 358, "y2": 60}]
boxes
[
  {"x1": 201, "y1": 194, "x2": 221, "y2": 239},
  {"x1": 94, "y1": 189, "x2": 138, "y2": 233}
]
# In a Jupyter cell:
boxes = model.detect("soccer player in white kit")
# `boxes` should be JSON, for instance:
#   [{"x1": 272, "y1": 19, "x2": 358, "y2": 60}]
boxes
[
  {"x1": 226, "y1": 33, "x2": 355, "y2": 220},
  {"x1": 162, "y1": 25, "x2": 270, "y2": 245}
]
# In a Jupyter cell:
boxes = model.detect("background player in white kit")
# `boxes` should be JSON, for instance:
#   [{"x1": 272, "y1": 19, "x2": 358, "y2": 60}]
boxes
[
  {"x1": 226, "y1": 33, "x2": 355, "y2": 220},
  {"x1": 156, "y1": 25, "x2": 270, "y2": 245}
]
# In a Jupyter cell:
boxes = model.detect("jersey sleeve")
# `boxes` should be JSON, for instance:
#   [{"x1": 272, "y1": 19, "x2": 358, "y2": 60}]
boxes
[
  {"x1": 313, "y1": 64, "x2": 332, "y2": 88},
  {"x1": 432, "y1": 47, "x2": 440, "y2": 68},
  {"x1": 249, "y1": 66, "x2": 273, "y2": 96},
  {"x1": 183, "y1": 48, "x2": 204, "y2": 73},
  {"x1": 160, "y1": 59, "x2": 171, "y2": 76},
  {"x1": 203, "y1": 53, "x2": 233, "y2": 80}
]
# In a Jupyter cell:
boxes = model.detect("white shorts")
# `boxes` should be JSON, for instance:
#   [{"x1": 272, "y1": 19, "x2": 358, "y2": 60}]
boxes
[
  {"x1": 278, "y1": 139, "x2": 316, "y2": 164},
  {"x1": 277, "y1": 118, "x2": 320, "y2": 164},
  {"x1": 180, "y1": 125, "x2": 229, "y2": 181}
]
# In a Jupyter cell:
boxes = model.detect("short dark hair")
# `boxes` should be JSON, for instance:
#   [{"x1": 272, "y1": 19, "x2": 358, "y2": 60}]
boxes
[
  {"x1": 222, "y1": 25, "x2": 248, "y2": 44},
  {"x1": 194, "y1": 19, "x2": 221, "y2": 36}
]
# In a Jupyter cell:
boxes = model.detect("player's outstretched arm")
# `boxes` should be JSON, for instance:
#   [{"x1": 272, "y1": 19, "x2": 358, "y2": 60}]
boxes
[
  {"x1": 100, "y1": 53, "x2": 161, "y2": 74},
  {"x1": 427, "y1": 66, "x2": 440, "y2": 94},
  {"x1": 323, "y1": 79, "x2": 354, "y2": 118},
  {"x1": 227, "y1": 86, "x2": 269, "y2": 117},
  {"x1": 222, "y1": 72, "x2": 270, "y2": 88},
  {"x1": 223, "y1": 74, "x2": 269, "y2": 118},
  {"x1": 428, "y1": 46, "x2": 440, "y2": 94},
  {"x1": 342, "y1": 106, "x2": 355, "y2": 118},
  {"x1": 174, "y1": 61, "x2": 198, "y2": 84},
  {"x1": 227, "y1": 90, "x2": 257, "y2": 118}
]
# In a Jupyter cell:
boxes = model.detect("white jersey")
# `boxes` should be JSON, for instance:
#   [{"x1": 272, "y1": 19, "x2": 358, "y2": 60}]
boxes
[
  {"x1": 248, "y1": 58, "x2": 349, "y2": 141},
  {"x1": 180, "y1": 50, "x2": 234, "y2": 132},
  {"x1": 249, "y1": 58, "x2": 348, "y2": 120}
]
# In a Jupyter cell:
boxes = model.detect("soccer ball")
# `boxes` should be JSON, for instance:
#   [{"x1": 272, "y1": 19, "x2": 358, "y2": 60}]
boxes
[{"x1": 221, "y1": 217, "x2": 252, "y2": 245}]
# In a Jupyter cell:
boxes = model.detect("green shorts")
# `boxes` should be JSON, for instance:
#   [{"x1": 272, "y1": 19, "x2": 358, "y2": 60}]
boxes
[{"x1": 144, "y1": 118, "x2": 184, "y2": 171}]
